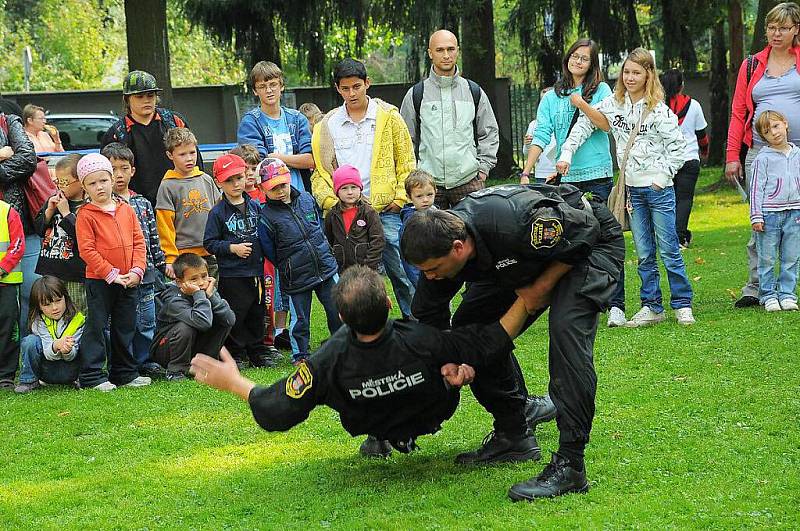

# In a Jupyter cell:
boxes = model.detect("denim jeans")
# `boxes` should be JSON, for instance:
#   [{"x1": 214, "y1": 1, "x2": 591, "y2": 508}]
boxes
[
  {"x1": 288, "y1": 275, "x2": 342, "y2": 361},
  {"x1": 19, "y1": 334, "x2": 80, "y2": 385},
  {"x1": 628, "y1": 186, "x2": 693, "y2": 313},
  {"x1": 19, "y1": 234, "x2": 42, "y2": 333},
  {"x1": 742, "y1": 147, "x2": 762, "y2": 297},
  {"x1": 132, "y1": 282, "x2": 156, "y2": 367},
  {"x1": 380, "y1": 212, "x2": 415, "y2": 317},
  {"x1": 755, "y1": 210, "x2": 800, "y2": 303}
]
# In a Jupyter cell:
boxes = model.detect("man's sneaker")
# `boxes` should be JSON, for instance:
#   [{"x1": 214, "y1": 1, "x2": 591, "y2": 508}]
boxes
[
  {"x1": 265, "y1": 345, "x2": 282, "y2": 362},
  {"x1": 92, "y1": 381, "x2": 117, "y2": 392},
  {"x1": 525, "y1": 395, "x2": 556, "y2": 428},
  {"x1": 764, "y1": 298, "x2": 781, "y2": 312},
  {"x1": 734, "y1": 295, "x2": 760, "y2": 308},
  {"x1": 780, "y1": 299, "x2": 799, "y2": 311},
  {"x1": 274, "y1": 330, "x2": 292, "y2": 350},
  {"x1": 14, "y1": 381, "x2": 42, "y2": 394},
  {"x1": 359, "y1": 435, "x2": 393, "y2": 458},
  {"x1": 606, "y1": 307, "x2": 627, "y2": 328},
  {"x1": 625, "y1": 306, "x2": 666, "y2": 328},
  {"x1": 123, "y1": 376, "x2": 152, "y2": 388},
  {"x1": 508, "y1": 452, "x2": 589, "y2": 501},
  {"x1": 166, "y1": 371, "x2": 187, "y2": 382},
  {"x1": 140, "y1": 362, "x2": 166, "y2": 378},
  {"x1": 674, "y1": 307, "x2": 696, "y2": 325},
  {"x1": 455, "y1": 430, "x2": 541, "y2": 465}
]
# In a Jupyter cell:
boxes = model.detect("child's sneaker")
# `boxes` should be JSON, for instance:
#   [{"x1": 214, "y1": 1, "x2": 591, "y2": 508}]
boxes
[
  {"x1": 14, "y1": 381, "x2": 42, "y2": 394},
  {"x1": 764, "y1": 298, "x2": 781, "y2": 312},
  {"x1": 780, "y1": 299, "x2": 799, "y2": 311},
  {"x1": 92, "y1": 381, "x2": 117, "y2": 392},
  {"x1": 607, "y1": 307, "x2": 627, "y2": 328},
  {"x1": 123, "y1": 376, "x2": 152, "y2": 388},
  {"x1": 674, "y1": 307, "x2": 696, "y2": 325},
  {"x1": 625, "y1": 307, "x2": 666, "y2": 327}
]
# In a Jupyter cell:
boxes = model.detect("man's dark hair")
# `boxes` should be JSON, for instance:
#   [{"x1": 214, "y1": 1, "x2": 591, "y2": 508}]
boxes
[
  {"x1": 400, "y1": 209, "x2": 467, "y2": 265},
  {"x1": 101, "y1": 142, "x2": 135, "y2": 165},
  {"x1": 333, "y1": 58, "x2": 368, "y2": 86},
  {"x1": 333, "y1": 265, "x2": 389, "y2": 335},
  {"x1": 173, "y1": 253, "x2": 207, "y2": 279}
]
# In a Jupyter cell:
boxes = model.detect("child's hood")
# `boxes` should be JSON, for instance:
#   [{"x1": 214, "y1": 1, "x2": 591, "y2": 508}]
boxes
[{"x1": 163, "y1": 167, "x2": 205, "y2": 180}]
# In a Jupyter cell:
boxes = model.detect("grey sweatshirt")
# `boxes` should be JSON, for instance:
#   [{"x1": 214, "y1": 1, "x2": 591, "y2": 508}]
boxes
[{"x1": 155, "y1": 283, "x2": 235, "y2": 331}]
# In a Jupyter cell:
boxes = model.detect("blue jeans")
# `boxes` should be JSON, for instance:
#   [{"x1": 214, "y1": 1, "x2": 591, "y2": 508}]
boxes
[
  {"x1": 755, "y1": 210, "x2": 800, "y2": 303},
  {"x1": 628, "y1": 186, "x2": 693, "y2": 313},
  {"x1": 19, "y1": 234, "x2": 42, "y2": 333},
  {"x1": 19, "y1": 335, "x2": 80, "y2": 385},
  {"x1": 380, "y1": 212, "x2": 415, "y2": 316},
  {"x1": 288, "y1": 276, "x2": 342, "y2": 361},
  {"x1": 132, "y1": 282, "x2": 157, "y2": 367}
]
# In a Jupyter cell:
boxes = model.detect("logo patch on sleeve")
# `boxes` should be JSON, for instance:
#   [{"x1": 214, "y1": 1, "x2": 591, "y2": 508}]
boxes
[
  {"x1": 531, "y1": 218, "x2": 563, "y2": 249},
  {"x1": 285, "y1": 362, "x2": 313, "y2": 399}
]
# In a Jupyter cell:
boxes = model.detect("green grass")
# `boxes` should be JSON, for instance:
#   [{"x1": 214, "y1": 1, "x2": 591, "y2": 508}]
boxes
[{"x1": 2, "y1": 168, "x2": 799, "y2": 529}]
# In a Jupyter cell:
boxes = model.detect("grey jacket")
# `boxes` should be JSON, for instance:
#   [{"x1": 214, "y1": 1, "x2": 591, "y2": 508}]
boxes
[
  {"x1": 400, "y1": 67, "x2": 499, "y2": 189},
  {"x1": 155, "y1": 284, "x2": 235, "y2": 332}
]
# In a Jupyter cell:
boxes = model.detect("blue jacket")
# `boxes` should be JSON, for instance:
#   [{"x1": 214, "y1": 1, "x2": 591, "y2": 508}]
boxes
[
  {"x1": 237, "y1": 106, "x2": 312, "y2": 159},
  {"x1": 204, "y1": 195, "x2": 264, "y2": 278},
  {"x1": 258, "y1": 187, "x2": 337, "y2": 294}
]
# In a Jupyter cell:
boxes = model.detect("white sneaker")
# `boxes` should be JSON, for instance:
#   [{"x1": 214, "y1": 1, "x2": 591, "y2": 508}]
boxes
[
  {"x1": 675, "y1": 307, "x2": 696, "y2": 325},
  {"x1": 92, "y1": 381, "x2": 117, "y2": 392},
  {"x1": 764, "y1": 299, "x2": 781, "y2": 312},
  {"x1": 123, "y1": 376, "x2": 152, "y2": 388},
  {"x1": 625, "y1": 306, "x2": 666, "y2": 327},
  {"x1": 780, "y1": 299, "x2": 799, "y2": 311},
  {"x1": 607, "y1": 307, "x2": 627, "y2": 327}
]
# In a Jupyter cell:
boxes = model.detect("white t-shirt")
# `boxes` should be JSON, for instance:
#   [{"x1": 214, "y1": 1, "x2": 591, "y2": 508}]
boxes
[{"x1": 677, "y1": 99, "x2": 708, "y2": 162}]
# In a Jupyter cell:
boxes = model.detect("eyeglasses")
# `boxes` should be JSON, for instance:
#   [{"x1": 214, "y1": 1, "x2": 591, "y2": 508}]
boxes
[
  {"x1": 254, "y1": 81, "x2": 282, "y2": 92},
  {"x1": 766, "y1": 24, "x2": 798, "y2": 35},
  {"x1": 569, "y1": 53, "x2": 591, "y2": 64}
]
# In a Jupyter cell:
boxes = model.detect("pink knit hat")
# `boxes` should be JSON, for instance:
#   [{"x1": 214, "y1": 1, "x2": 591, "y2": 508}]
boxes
[
  {"x1": 333, "y1": 164, "x2": 363, "y2": 196},
  {"x1": 77, "y1": 153, "x2": 113, "y2": 182}
]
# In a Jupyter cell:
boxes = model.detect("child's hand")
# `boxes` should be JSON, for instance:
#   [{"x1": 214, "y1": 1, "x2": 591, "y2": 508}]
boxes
[
  {"x1": 204, "y1": 277, "x2": 216, "y2": 297},
  {"x1": 179, "y1": 281, "x2": 201, "y2": 295},
  {"x1": 555, "y1": 161, "x2": 570, "y2": 175},
  {"x1": 53, "y1": 337, "x2": 66, "y2": 354},
  {"x1": 569, "y1": 92, "x2": 586, "y2": 109},
  {"x1": 126, "y1": 273, "x2": 141, "y2": 288},
  {"x1": 165, "y1": 264, "x2": 176, "y2": 279},
  {"x1": 230, "y1": 242, "x2": 252, "y2": 258},
  {"x1": 47, "y1": 194, "x2": 61, "y2": 212},
  {"x1": 113, "y1": 274, "x2": 129, "y2": 287},
  {"x1": 55, "y1": 191, "x2": 70, "y2": 217},
  {"x1": 60, "y1": 336, "x2": 75, "y2": 354},
  {"x1": 752, "y1": 222, "x2": 764, "y2": 232}
]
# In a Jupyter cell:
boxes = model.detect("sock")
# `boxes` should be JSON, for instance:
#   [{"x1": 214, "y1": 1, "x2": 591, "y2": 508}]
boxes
[{"x1": 557, "y1": 442, "x2": 585, "y2": 471}]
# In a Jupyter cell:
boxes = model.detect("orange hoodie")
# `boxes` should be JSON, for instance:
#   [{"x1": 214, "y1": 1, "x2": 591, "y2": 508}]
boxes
[{"x1": 76, "y1": 199, "x2": 146, "y2": 282}]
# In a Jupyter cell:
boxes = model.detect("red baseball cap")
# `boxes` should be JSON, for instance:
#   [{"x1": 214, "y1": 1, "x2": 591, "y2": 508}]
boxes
[{"x1": 213, "y1": 153, "x2": 247, "y2": 182}]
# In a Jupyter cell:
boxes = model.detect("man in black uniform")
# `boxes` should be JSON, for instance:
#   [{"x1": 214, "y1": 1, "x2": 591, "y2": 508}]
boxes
[
  {"x1": 191, "y1": 265, "x2": 538, "y2": 461},
  {"x1": 401, "y1": 183, "x2": 624, "y2": 500}
]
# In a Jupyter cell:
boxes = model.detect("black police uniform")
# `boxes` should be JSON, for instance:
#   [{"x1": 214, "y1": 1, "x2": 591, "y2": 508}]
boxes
[
  {"x1": 411, "y1": 183, "x2": 624, "y2": 456},
  {"x1": 247, "y1": 319, "x2": 515, "y2": 451}
]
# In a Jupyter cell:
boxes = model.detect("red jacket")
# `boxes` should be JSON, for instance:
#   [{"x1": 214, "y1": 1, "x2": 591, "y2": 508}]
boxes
[
  {"x1": 0, "y1": 203, "x2": 24, "y2": 279},
  {"x1": 727, "y1": 45, "x2": 800, "y2": 163},
  {"x1": 76, "y1": 199, "x2": 146, "y2": 282}
]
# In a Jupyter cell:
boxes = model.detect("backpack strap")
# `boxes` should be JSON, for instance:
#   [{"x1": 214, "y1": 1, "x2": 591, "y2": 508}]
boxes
[
  {"x1": 746, "y1": 55, "x2": 758, "y2": 85},
  {"x1": 466, "y1": 78, "x2": 482, "y2": 147},
  {"x1": 412, "y1": 81, "x2": 425, "y2": 159}
]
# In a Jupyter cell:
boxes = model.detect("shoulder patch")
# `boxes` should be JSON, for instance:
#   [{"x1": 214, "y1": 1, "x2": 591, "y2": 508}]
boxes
[
  {"x1": 531, "y1": 217, "x2": 563, "y2": 249},
  {"x1": 285, "y1": 362, "x2": 313, "y2": 399}
]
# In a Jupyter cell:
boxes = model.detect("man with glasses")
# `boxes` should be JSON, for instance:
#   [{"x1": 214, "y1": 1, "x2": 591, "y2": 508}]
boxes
[{"x1": 400, "y1": 29, "x2": 499, "y2": 208}]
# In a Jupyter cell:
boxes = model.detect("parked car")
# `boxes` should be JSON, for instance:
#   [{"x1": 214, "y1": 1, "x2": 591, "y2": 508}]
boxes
[{"x1": 44, "y1": 113, "x2": 119, "y2": 151}]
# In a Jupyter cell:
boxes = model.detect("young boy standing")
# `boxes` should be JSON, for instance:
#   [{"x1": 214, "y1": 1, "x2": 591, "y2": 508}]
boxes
[
  {"x1": 152, "y1": 253, "x2": 235, "y2": 380},
  {"x1": 103, "y1": 142, "x2": 167, "y2": 377},
  {"x1": 0, "y1": 198, "x2": 24, "y2": 390},
  {"x1": 204, "y1": 154, "x2": 277, "y2": 368},
  {"x1": 258, "y1": 159, "x2": 342, "y2": 364},
  {"x1": 237, "y1": 61, "x2": 314, "y2": 193},
  {"x1": 399, "y1": 169, "x2": 438, "y2": 287},
  {"x1": 323, "y1": 164, "x2": 385, "y2": 273},
  {"x1": 155, "y1": 127, "x2": 221, "y2": 280},
  {"x1": 75, "y1": 153, "x2": 150, "y2": 391}
]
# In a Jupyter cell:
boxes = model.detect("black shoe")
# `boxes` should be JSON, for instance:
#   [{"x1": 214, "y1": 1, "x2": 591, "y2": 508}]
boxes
[
  {"x1": 0, "y1": 379, "x2": 15, "y2": 391},
  {"x1": 359, "y1": 435, "x2": 393, "y2": 458},
  {"x1": 274, "y1": 331, "x2": 291, "y2": 350},
  {"x1": 508, "y1": 452, "x2": 589, "y2": 501},
  {"x1": 249, "y1": 354, "x2": 277, "y2": 368},
  {"x1": 166, "y1": 371, "x2": 187, "y2": 382},
  {"x1": 734, "y1": 295, "x2": 760, "y2": 308},
  {"x1": 232, "y1": 359, "x2": 247, "y2": 371},
  {"x1": 140, "y1": 362, "x2": 166, "y2": 378},
  {"x1": 455, "y1": 430, "x2": 541, "y2": 465},
  {"x1": 265, "y1": 345, "x2": 281, "y2": 362},
  {"x1": 525, "y1": 395, "x2": 557, "y2": 428}
]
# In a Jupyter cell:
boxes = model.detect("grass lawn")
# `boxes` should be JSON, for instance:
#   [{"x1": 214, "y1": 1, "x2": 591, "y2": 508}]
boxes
[{"x1": 2, "y1": 168, "x2": 798, "y2": 529}]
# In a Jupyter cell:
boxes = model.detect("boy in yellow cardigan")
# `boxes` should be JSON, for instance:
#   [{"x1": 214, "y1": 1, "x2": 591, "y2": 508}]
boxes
[{"x1": 310, "y1": 58, "x2": 416, "y2": 318}]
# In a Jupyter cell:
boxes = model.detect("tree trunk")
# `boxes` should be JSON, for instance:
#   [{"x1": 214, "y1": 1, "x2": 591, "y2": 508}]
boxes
[
  {"x1": 709, "y1": 20, "x2": 729, "y2": 166},
  {"x1": 124, "y1": 0, "x2": 173, "y2": 107},
  {"x1": 460, "y1": 0, "x2": 517, "y2": 177},
  {"x1": 728, "y1": 0, "x2": 744, "y2": 90},
  {"x1": 751, "y1": 0, "x2": 781, "y2": 53}
]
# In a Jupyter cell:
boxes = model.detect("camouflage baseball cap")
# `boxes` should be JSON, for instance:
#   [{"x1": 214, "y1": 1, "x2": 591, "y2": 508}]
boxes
[{"x1": 122, "y1": 70, "x2": 162, "y2": 95}]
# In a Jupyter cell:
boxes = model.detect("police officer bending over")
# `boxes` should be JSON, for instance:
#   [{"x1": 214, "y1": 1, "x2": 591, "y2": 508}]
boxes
[
  {"x1": 401, "y1": 183, "x2": 624, "y2": 500},
  {"x1": 191, "y1": 264, "x2": 537, "y2": 463}
]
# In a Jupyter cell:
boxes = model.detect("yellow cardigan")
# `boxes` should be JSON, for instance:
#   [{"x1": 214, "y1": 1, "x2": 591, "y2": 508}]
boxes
[{"x1": 311, "y1": 98, "x2": 415, "y2": 216}]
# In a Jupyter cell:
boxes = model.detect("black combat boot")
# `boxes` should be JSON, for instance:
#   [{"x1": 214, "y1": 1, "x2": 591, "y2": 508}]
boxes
[
  {"x1": 455, "y1": 430, "x2": 540, "y2": 465},
  {"x1": 525, "y1": 394, "x2": 557, "y2": 427},
  {"x1": 359, "y1": 435, "x2": 393, "y2": 458},
  {"x1": 508, "y1": 452, "x2": 589, "y2": 501}
]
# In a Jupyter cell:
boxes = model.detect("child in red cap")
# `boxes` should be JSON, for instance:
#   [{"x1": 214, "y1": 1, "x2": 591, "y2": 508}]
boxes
[{"x1": 324, "y1": 164, "x2": 385, "y2": 272}]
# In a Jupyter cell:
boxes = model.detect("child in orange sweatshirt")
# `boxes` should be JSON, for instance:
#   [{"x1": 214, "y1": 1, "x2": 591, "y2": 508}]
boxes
[{"x1": 75, "y1": 153, "x2": 150, "y2": 391}]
